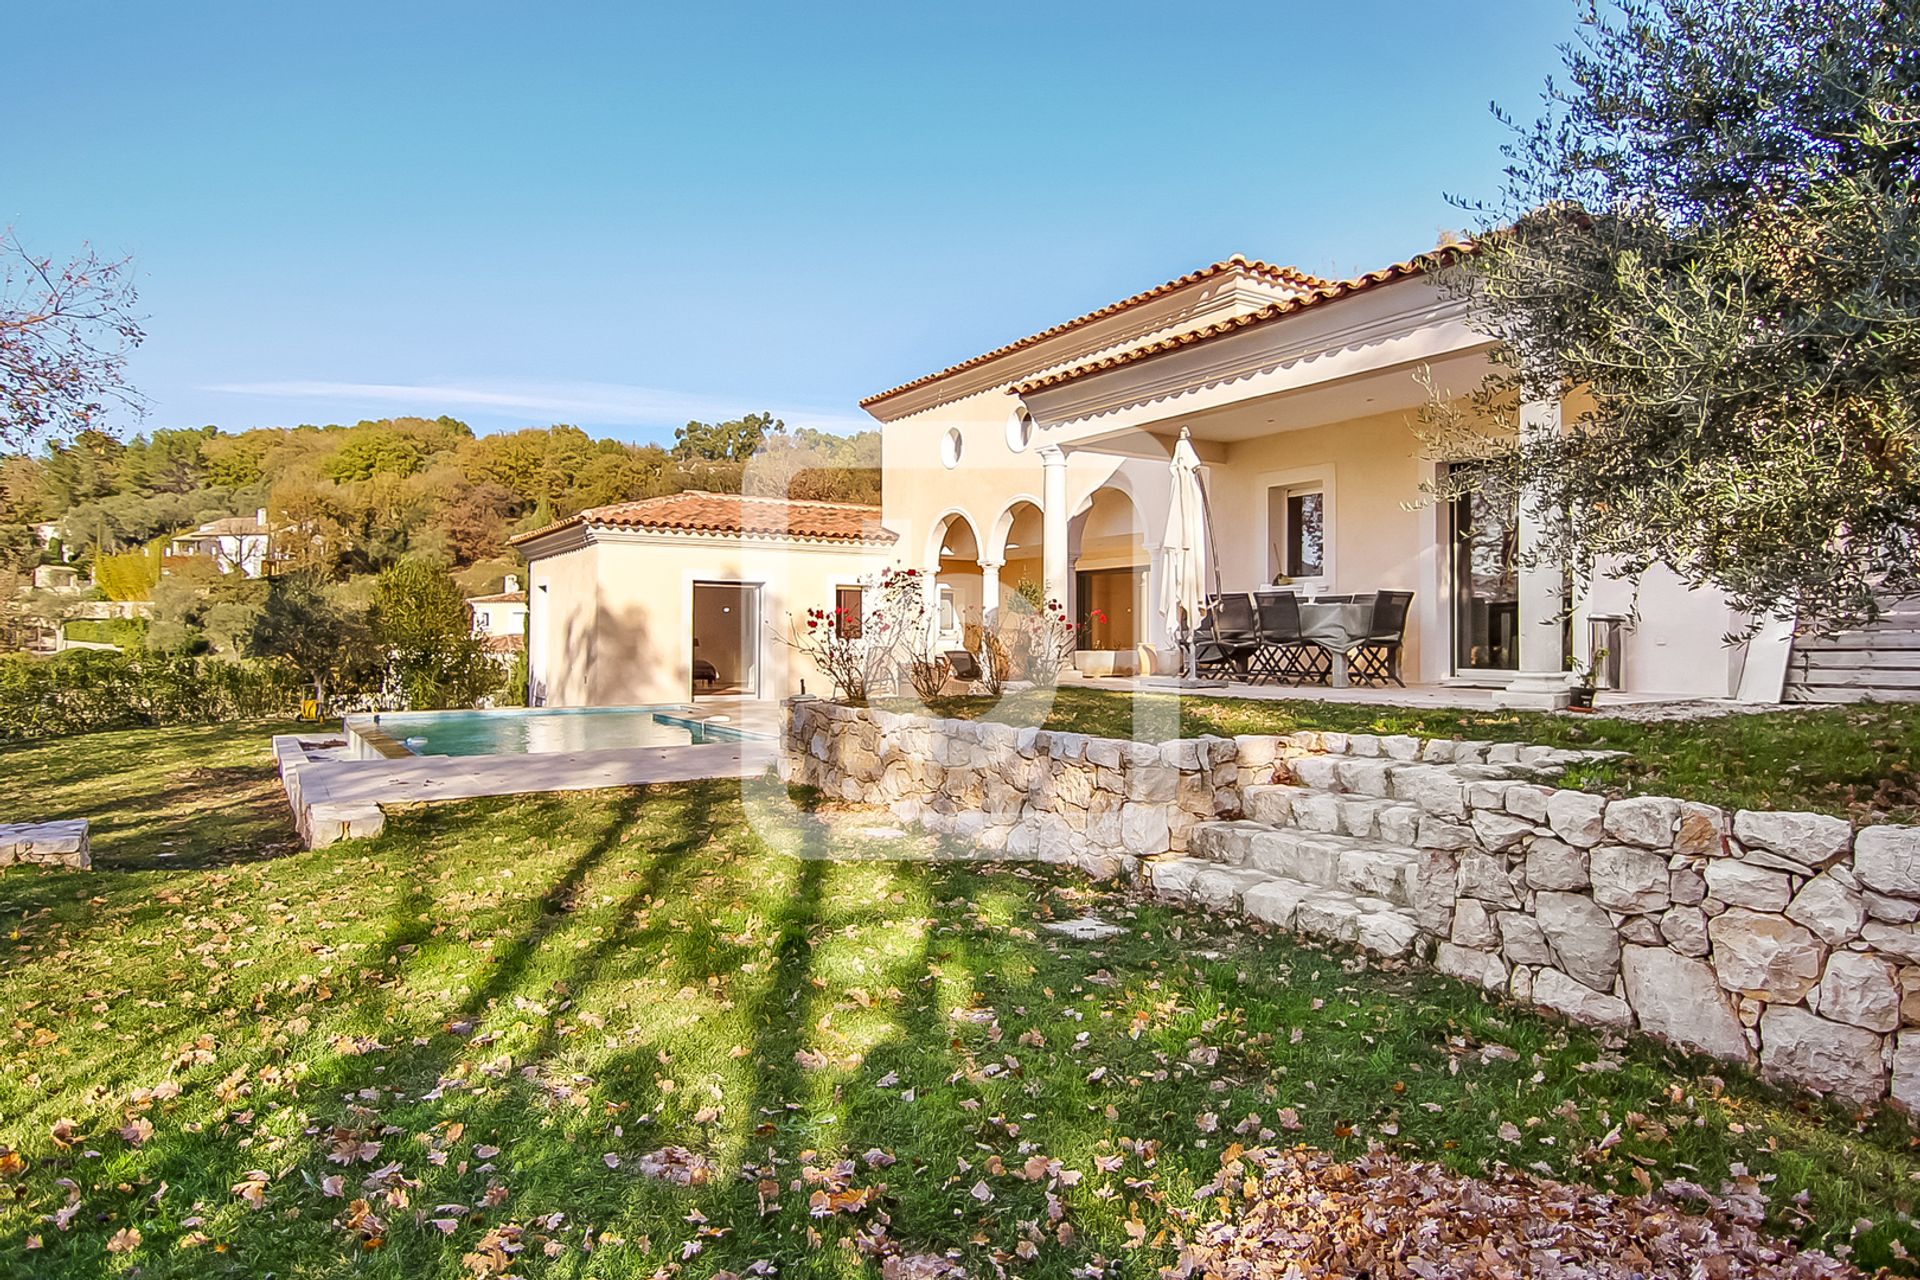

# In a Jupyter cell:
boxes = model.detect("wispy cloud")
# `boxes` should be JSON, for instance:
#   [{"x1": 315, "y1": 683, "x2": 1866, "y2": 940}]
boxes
[{"x1": 200, "y1": 378, "x2": 874, "y2": 436}]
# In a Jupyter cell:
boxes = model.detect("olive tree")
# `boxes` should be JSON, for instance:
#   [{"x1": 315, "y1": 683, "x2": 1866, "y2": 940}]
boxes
[{"x1": 1431, "y1": 0, "x2": 1920, "y2": 632}]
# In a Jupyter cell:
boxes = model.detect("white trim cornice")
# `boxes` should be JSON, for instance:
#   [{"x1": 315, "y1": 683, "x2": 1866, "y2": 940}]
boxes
[{"x1": 1021, "y1": 279, "x2": 1489, "y2": 434}]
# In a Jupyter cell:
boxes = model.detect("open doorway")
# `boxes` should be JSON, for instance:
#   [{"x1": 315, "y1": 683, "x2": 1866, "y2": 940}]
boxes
[
  {"x1": 691, "y1": 581, "x2": 761, "y2": 698},
  {"x1": 1446, "y1": 465, "x2": 1519, "y2": 675}
]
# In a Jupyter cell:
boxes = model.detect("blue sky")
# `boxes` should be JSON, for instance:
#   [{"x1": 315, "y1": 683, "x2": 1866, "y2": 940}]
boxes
[{"x1": 6, "y1": 2, "x2": 1574, "y2": 446}]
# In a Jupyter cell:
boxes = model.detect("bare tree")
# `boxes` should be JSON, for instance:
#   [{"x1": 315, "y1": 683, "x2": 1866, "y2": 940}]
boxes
[{"x1": 1, "y1": 231, "x2": 145, "y2": 452}]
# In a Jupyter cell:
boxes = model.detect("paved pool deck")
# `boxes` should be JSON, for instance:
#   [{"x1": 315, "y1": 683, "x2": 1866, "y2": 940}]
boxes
[{"x1": 274, "y1": 736, "x2": 774, "y2": 846}]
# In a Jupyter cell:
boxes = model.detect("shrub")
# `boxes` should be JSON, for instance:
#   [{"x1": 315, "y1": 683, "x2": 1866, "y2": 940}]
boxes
[{"x1": 0, "y1": 649, "x2": 304, "y2": 743}]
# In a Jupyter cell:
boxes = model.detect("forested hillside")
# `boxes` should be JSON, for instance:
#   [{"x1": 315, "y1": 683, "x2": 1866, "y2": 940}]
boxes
[
  {"x1": 1, "y1": 412, "x2": 879, "y2": 594},
  {"x1": 0, "y1": 412, "x2": 878, "y2": 681}
]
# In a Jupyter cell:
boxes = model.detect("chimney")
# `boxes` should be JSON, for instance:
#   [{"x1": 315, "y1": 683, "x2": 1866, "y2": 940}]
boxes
[
  {"x1": 505, "y1": 574, "x2": 520, "y2": 594},
  {"x1": 256, "y1": 507, "x2": 268, "y2": 527}
]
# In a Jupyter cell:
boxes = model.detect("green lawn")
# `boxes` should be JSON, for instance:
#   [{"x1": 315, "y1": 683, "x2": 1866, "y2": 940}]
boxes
[
  {"x1": 2, "y1": 723, "x2": 1919, "y2": 1276},
  {"x1": 908, "y1": 688, "x2": 1920, "y2": 824}
]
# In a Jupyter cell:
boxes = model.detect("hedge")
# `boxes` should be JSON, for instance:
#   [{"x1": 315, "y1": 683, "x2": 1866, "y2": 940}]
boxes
[
  {"x1": 0, "y1": 649, "x2": 307, "y2": 743},
  {"x1": 61, "y1": 617, "x2": 147, "y2": 648}
]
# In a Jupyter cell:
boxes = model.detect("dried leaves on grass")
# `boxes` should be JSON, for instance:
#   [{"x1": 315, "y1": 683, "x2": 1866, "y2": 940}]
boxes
[{"x1": 1170, "y1": 1145, "x2": 1859, "y2": 1280}]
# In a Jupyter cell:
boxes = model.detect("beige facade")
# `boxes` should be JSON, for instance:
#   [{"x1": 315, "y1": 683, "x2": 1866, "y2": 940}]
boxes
[
  {"x1": 865, "y1": 255, "x2": 1778, "y2": 702},
  {"x1": 515, "y1": 498, "x2": 890, "y2": 707},
  {"x1": 526, "y1": 254, "x2": 1783, "y2": 710}
]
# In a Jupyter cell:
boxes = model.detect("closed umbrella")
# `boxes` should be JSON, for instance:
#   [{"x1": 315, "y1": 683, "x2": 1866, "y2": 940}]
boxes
[{"x1": 1161, "y1": 428, "x2": 1210, "y2": 680}]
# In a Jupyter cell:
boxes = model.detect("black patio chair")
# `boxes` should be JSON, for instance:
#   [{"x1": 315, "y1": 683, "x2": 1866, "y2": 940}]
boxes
[
  {"x1": 1193, "y1": 593, "x2": 1259, "y2": 677},
  {"x1": 1348, "y1": 590, "x2": 1414, "y2": 686},
  {"x1": 1251, "y1": 591, "x2": 1329, "y2": 684},
  {"x1": 944, "y1": 649, "x2": 983, "y2": 683}
]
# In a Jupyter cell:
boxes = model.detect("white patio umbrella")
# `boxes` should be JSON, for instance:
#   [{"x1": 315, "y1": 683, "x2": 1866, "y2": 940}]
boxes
[{"x1": 1161, "y1": 428, "x2": 1210, "y2": 680}]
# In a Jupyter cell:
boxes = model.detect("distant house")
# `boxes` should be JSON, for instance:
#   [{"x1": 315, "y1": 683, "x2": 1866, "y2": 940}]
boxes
[
  {"x1": 31, "y1": 564, "x2": 82, "y2": 593},
  {"x1": 466, "y1": 576, "x2": 529, "y2": 662},
  {"x1": 31, "y1": 522, "x2": 69, "y2": 560},
  {"x1": 167, "y1": 508, "x2": 273, "y2": 577}
]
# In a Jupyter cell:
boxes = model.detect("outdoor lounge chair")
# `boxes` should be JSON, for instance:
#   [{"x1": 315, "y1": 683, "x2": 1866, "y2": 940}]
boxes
[
  {"x1": 1193, "y1": 594, "x2": 1259, "y2": 677},
  {"x1": 1251, "y1": 590, "x2": 1328, "y2": 684},
  {"x1": 1347, "y1": 590, "x2": 1414, "y2": 686},
  {"x1": 944, "y1": 649, "x2": 984, "y2": 683}
]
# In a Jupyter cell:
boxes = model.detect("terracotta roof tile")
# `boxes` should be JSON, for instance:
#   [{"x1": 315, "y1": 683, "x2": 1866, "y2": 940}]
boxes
[
  {"x1": 510, "y1": 491, "x2": 895, "y2": 548},
  {"x1": 465, "y1": 590, "x2": 527, "y2": 604},
  {"x1": 1011, "y1": 251, "x2": 1459, "y2": 394},
  {"x1": 858, "y1": 255, "x2": 1329, "y2": 408}
]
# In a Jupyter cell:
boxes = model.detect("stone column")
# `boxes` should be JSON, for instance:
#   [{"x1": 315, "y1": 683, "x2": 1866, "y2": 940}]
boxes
[
  {"x1": 1039, "y1": 445, "x2": 1070, "y2": 608},
  {"x1": 1494, "y1": 399, "x2": 1571, "y2": 710},
  {"x1": 979, "y1": 558, "x2": 1002, "y2": 621}
]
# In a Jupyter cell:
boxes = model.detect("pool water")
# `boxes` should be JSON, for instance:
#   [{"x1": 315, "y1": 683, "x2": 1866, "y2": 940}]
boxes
[{"x1": 366, "y1": 706, "x2": 751, "y2": 757}]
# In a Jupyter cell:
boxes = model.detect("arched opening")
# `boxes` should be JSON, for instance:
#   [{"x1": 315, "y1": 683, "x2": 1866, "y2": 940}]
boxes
[
  {"x1": 991, "y1": 499, "x2": 1045, "y2": 610},
  {"x1": 1069, "y1": 486, "x2": 1147, "y2": 653},
  {"x1": 928, "y1": 510, "x2": 983, "y2": 642}
]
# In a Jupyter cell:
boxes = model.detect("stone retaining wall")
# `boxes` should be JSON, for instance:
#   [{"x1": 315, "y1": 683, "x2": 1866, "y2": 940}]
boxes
[
  {"x1": 0, "y1": 820, "x2": 91, "y2": 869},
  {"x1": 781, "y1": 697, "x2": 1249, "y2": 878},
  {"x1": 783, "y1": 697, "x2": 1920, "y2": 1115}
]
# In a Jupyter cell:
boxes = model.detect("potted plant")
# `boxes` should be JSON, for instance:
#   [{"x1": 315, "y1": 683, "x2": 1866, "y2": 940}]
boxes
[{"x1": 1567, "y1": 648, "x2": 1607, "y2": 712}]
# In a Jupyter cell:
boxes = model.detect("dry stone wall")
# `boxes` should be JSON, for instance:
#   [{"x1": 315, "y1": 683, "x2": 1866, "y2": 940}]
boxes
[
  {"x1": 782, "y1": 697, "x2": 1920, "y2": 1115},
  {"x1": 782, "y1": 697, "x2": 1242, "y2": 879},
  {"x1": 0, "y1": 821, "x2": 90, "y2": 869}
]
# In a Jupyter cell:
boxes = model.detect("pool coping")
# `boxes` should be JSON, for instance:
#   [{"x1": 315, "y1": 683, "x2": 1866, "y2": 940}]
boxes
[{"x1": 275, "y1": 735, "x2": 774, "y2": 847}]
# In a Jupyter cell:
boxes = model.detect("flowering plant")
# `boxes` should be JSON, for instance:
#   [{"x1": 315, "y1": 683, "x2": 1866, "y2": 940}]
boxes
[
  {"x1": 1022, "y1": 598, "x2": 1079, "y2": 686},
  {"x1": 784, "y1": 566, "x2": 933, "y2": 702}
]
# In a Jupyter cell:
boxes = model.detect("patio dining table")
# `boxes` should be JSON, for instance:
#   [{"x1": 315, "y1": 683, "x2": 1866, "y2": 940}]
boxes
[{"x1": 1297, "y1": 599, "x2": 1373, "y2": 688}]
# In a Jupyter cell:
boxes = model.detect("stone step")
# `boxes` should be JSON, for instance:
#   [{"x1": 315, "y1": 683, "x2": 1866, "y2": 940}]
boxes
[
  {"x1": 1243, "y1": 783, "x2": 1423, "y2": 844},
  {"x1": 1280, "y1": 754, "x2": 1562, "y2": 820},
  {"x1": 1187, "y1": 820, "x2": 1426, "y2": 908},
  {"x1": 1143, "y1": 857, "x2": 1420, "y2": 959}
]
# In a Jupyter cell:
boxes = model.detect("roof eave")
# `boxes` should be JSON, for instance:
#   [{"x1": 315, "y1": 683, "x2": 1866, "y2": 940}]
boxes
[
  {"x1": 857, "y1": 255, "x2": 1329, "y2": 417},
  {"x1": 1009, "y1": 252, "x2": 1458, "y2": 396}
]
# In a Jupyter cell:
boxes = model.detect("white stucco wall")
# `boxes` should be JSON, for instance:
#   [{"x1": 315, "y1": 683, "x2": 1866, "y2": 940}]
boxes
[
  {"x1": 526, "y1": 541, "x2": 602, "y2": 707},
  {"x1": 1582, "y1": 566, "x2": 1750, "y2": 699}
]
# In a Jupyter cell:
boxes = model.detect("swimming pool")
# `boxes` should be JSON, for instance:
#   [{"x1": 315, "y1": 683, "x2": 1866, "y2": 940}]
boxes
[{"x1": 345, "y1": 706, "x2": 758, "y2": 758}]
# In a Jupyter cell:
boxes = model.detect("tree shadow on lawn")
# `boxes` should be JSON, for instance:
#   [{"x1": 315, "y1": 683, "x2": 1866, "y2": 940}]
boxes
[
  {"x1": 9, "y1": 784, "x2": 1920, "y2": 1276},
  {"x1": 0, "y1": 784, "x2": 673, "y2": 1278},
  {"x1": 0, "y1": 766, "x2": 299, "y2": 876}
]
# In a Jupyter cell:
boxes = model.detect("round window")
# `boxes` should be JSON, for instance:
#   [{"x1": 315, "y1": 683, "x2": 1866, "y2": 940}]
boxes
[
  {"x1": 940, "y1": 426, "x2": 964, "y2": 469},
  {"x1": 1006, "y1": 407, "x2": 1034, "y2": 453}
]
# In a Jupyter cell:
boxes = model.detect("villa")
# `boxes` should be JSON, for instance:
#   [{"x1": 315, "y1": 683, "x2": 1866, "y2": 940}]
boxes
[
  {"x1": 863, "y1": 251, "x2": 1801, "y2": 707},
  {"x1": 521, "y1": 250, "x2": 1913, "y2": 709},
  {"x1": 465, "y1": 575, "x2": 529, "y2": 664},
  {"x1": 165, "y1": 507, "x2": 275, "y2": 578}
]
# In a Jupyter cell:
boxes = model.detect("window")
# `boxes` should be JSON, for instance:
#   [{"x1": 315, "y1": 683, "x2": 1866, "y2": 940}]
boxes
[
  {"x1": 835, "y1": 585, "x2": 864, "y2": 639},
  {"x1": 940, "y1": 427, "x2": 964, "y2": 469},
  {"x1": 1075, "y1": 566, "x2": 1145, "y2": 651},
  {"x1": 1006, "y1": 407, "x2": 1034, "y2": 453},
  {"x1": 1267, "y1": 484, "x2": 1326, "y2": 582}
]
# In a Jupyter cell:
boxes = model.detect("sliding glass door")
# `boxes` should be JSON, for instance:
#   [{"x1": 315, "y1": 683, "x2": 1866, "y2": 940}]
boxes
[{"x1": 1448, "y1": 468, "x2": 1519, "y2": 674}]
